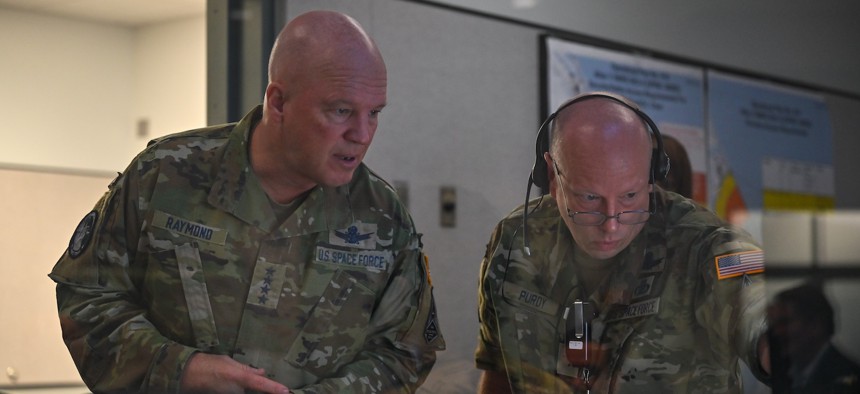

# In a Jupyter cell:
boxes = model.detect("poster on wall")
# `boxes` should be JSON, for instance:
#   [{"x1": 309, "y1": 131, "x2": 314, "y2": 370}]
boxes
[
  {"x1": 544, "y1": 36, "x2": 708, "y2": 203},
  {"x1": 707, "y1": 70, "x2": 835, "y2": 224}
]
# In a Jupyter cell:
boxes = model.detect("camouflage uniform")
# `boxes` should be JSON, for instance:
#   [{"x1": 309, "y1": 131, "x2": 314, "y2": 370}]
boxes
[
  {"x1": 475, "y1": 189, "x2": 768, "y2": 393},
  {"x1": 50, "y1": 106, "x2": 445, "y2": 394}
]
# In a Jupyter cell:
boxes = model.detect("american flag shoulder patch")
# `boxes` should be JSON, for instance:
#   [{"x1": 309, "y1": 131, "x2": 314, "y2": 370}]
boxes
[{"x1": 714, "y1": 250, "x2": 765, "y2": 280}]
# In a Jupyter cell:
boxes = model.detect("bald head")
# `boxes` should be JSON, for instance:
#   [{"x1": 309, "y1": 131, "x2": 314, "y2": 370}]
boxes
[
  {"x1": 545, "y1": 95, "x2": 657, "y2": 260},
  {"x1": 251, "y1": 11, "x2": 388, "y2": 203},
  {"x1": 268, "y1": 11, "x2": 386, "y2": 90},
  {"x1": 549, "y1": 96, "x2": 653, "y2": 172}
]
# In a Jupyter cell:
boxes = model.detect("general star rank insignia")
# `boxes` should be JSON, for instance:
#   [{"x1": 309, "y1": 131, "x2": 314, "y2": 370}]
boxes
[{"x1": 246, "y1": 260, "x2": 286, "y2": 309}]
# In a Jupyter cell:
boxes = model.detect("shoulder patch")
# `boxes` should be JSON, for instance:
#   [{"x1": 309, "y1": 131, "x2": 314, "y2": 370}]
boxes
[
  {"x1": 715, "y1": 250, "x2": 764, "y2": 280},
  {"x1": 424, "y1": 293, "x2": 441, "y2": 343},
  {"x1": 68, "y1": 211, "x2": 98, "y2": 258}
]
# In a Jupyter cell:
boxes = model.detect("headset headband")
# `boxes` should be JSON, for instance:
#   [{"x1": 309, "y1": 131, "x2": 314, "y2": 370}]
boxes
[{"x1": 530, "y1": 91, "x2": 670, "y2": 191}]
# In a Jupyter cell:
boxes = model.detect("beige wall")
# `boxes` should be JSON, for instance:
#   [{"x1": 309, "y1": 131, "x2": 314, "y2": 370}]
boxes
[
  {"x1": 0, "y1": 7, "x2": 205, "y2": 387},
  {"x1": 0, "y1": 8, "x2": 205, "y2": 174},
  {"x1": 0, "y1": 168, "x2": 112, "y2": 386}
]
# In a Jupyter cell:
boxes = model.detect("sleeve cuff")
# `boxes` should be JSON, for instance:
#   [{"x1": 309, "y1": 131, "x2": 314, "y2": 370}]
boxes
[{"x1": 143, "y1": 341, "x2": 199, "y2": 393}]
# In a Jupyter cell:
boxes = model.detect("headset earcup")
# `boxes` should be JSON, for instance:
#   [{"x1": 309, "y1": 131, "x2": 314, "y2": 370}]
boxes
[
  {"x1": 532, "y1": 91, "x2": 669, "y2": 189},
  {"x1": 531, "y1": 118, "x2": 552, "y2": 191},
  {"x1": 659, "y1": 151, "x2": 670, "y2": 181},
  {"x1": 651, "y1": 149, "x2": 670, "y2": 182},
  {"x1": 532, "y1": 156, "x2": 549, "y2": 190}
]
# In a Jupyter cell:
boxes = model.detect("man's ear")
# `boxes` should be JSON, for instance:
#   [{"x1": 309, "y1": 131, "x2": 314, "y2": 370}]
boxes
[{"x1": 264, "y1": 83, "x2": 286, "y2": 118}]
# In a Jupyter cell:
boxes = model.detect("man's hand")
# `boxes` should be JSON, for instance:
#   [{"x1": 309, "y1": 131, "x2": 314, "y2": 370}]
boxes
[{"x1": 181, "y1": 353, "x2": 291, "y2": 394}]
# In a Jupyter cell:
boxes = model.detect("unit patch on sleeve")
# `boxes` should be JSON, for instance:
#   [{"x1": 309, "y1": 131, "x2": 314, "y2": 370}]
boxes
[
  {"x1": 715, "y1": 250, "x2": 765, "y2": 280},
  {"x1": 68, "y1": 211, "x2": 98, "y2": 258},
  {"x1": 424, "y1": 293, "x2": 440, "y2": 344}
]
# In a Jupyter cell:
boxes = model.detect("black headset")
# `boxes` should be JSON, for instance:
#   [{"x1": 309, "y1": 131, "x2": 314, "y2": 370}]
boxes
[
  {"x1": 520, "y1": 91, "x2": 670, "y2": 255},
  {"x1": 530, "y1": 91, "x2": 670, "y2": 191}
]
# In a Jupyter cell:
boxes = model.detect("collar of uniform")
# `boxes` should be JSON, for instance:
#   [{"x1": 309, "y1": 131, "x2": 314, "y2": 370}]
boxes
[
  {"x1": 267, "y1": 182, "x2": 353, "y2": 239},
  {"x1": 600, "y1": 192, "x2": 669, "y2": 305},
  {"x1": 598, "y1": 230, "x2": 647, "y2": 305},
  {"x1": 611, "y1": 188, "x2": 673, "y2": 302},
  {"x1": 546, "y1": 195, "x2": 575, "y2": 290},
  {"x1": 206, "y1": 106, "x2": 353, "y2": 235},
  {"x1": 558, "y1": 192, "x2": 669, "y2": 307},
  {"x1": 206, "y1": 105, "x2": 270, "y2": 229}
]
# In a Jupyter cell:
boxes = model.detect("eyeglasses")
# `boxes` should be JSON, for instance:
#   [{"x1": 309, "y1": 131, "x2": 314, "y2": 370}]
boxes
[
  {"x1": 566, "y1": 209, "x2": 650, "y2": 226},
  {"x1": 552, "y1": 159, "x2": 652, "y2": 226}
]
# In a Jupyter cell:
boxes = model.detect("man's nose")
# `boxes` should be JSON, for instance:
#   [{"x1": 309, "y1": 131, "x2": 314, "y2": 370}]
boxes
[{"x1": 346, "y1": 114, "x2": 375, "y2": 144}]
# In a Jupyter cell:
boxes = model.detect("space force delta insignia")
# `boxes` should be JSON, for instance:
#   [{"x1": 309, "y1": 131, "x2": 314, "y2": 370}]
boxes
[{"x1": 715, "y1": 250, "x2": 765, "y2": 280}]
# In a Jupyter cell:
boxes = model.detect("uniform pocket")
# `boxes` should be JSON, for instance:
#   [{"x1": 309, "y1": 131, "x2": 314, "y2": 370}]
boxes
[
  {"x1": 284, "y1": 269, "x2": 374, "y2": 375},
  {"x1": 144, "y1": 237, "x2": 188, "y2": 333},
  {"x1": 144, "y1": 232, "x2": 218, "y2": 349}
]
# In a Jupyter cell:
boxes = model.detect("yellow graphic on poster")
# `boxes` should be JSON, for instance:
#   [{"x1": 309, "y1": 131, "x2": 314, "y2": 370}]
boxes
[
  {"x1": 715, "y1": 171, "x2": 747, "y2": 222},
  {"x1": 761, "y1": 156, "x2": 834, "y2": 211},
  {"x1": 707, "y1": 71, "x2": 834, "y2": 215}
]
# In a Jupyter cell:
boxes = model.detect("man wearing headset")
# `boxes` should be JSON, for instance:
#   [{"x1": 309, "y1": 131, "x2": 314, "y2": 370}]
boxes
[{"x1": 475, "y1": 92, "x2": 770, "y2": 393}]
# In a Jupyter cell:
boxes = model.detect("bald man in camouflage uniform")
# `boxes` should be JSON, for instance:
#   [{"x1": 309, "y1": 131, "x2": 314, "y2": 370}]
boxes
[
  {"x1": 475, "y1": 93, "x2": 769, "y2": 393},
  {"x1": 50, "y1": 11, "x2": 443, "y2": 394}
]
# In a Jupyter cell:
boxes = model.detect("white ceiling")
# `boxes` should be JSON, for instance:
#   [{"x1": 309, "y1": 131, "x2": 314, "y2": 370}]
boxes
[{"x1": 0, "y1": 0, "x2": 205, "y2": 27}]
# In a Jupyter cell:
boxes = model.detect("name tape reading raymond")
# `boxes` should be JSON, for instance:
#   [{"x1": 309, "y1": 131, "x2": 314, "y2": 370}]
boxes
[
  {"x1": 315, "y1": 246, "x2": 392, "y2": 271},
  {"x1": 152, "y1": 210, "x2": 227, "y2": 245}
]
